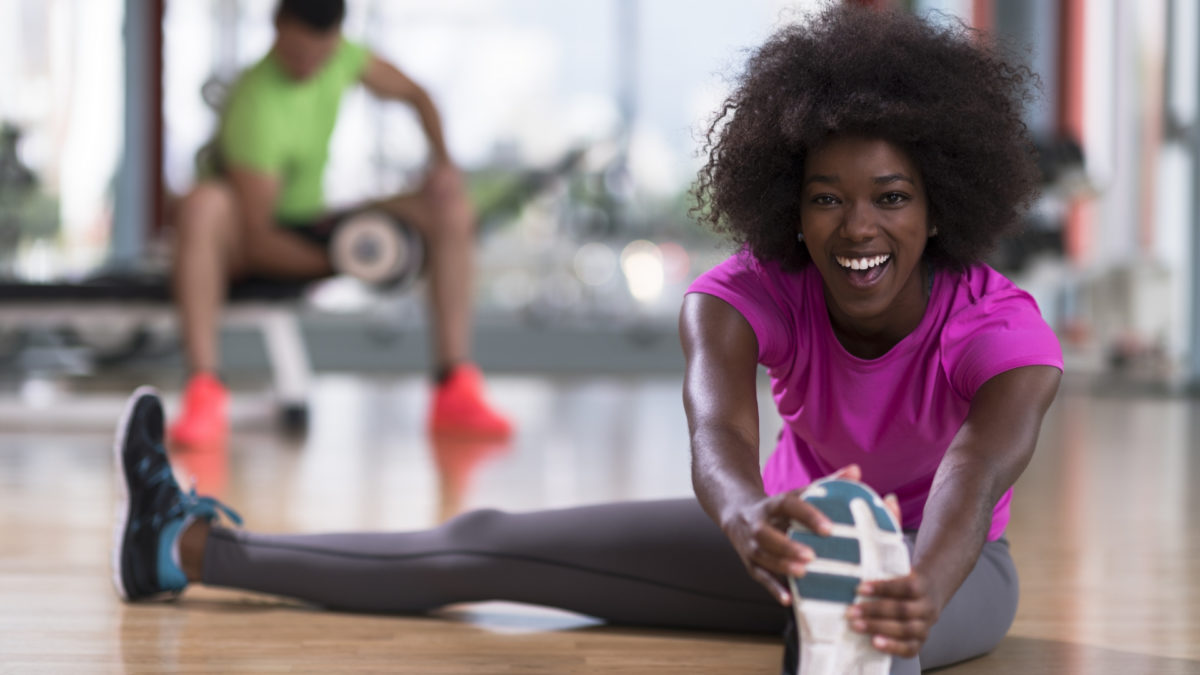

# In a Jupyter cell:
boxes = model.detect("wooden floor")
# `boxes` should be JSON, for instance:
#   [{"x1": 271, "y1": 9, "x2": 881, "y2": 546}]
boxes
[{"x1": 0, "y1": 372, "x2": 1198, "y2": 673}]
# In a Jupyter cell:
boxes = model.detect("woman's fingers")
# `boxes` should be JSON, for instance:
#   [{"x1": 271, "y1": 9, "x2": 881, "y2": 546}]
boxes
[
  {"x1": 848, "y1": 574, "x2": 936, "y2": 658},
  {"x1": 859, "y1": 574, "x2": 926, "y2": 600},
  {"x1": 869, "y1": 635, "x2": 922, "y2": 658},
  {"x1": 732, "y1": 486, "x2": 870, "y2": 608},
  {"x1": 829, "y1": 463, "x2": 862, "y2": 482},
  {"x1": 852, "y1": 617, "x2": 928, "y2": 638},
  {"x1": 776, "y1": 494, "x2": 834, "y2": 536},
  {"x1": 747, "y1": 522, "x2": 815, "y2": 575},
  {"x1": 749, "y1": 565, "x2": 792, "y2": 606},
  {"x1": 852, "y1": 598, "x2": 928, "y2": 621},
  {"x1": 848, "y1": 607, "x2": 931, "y2": 658},
  {"x1": 884, "y1": 493, "x2": 901, "y2": 523}
]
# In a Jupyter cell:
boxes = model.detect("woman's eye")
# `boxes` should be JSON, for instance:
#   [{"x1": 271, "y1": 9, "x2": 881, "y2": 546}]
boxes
[
  {"x1": 812, "y1": 194, "x2": 838, "y2": 206},
  {"x1": 879, "y1": 192, "x2": 908, "y2": 205}
]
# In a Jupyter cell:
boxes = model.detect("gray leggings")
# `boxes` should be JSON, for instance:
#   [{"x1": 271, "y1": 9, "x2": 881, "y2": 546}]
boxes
[{"x1": 203, "y1": 498, "x2": 1017, "y2": 673}]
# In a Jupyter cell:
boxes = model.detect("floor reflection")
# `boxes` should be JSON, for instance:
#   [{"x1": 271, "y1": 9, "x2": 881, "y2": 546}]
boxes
[
  {"x1": 171, "y1": 439, "x2": 230, "y2": 499},
  {"x1": 3, "y1": 373, "x2": 1197, "y2": 673},
  {"x1": 430, "y1": 434, "x2": 511, "y2": 522}
]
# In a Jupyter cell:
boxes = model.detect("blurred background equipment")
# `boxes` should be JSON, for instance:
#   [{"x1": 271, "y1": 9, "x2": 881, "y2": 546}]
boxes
[
  {"x1": 0, "y1": 0, "x2": 1199, "y2": 389},
  {"x1": 0, "y1": 123, "x2": 39, "y2": 276}
]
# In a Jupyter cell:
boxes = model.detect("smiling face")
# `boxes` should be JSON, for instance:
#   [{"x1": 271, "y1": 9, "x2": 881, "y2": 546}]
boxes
[{"x1": 799, "y1": 135, "x2": 933, "y2": 354}]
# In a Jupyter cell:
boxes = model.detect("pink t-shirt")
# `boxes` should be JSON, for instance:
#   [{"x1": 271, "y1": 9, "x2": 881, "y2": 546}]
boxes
[{"x1": 687, "y1": 251, "x2": 1063, "y2": 540}]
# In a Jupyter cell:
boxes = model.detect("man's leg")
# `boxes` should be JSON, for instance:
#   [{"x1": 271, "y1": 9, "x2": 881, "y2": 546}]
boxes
[
  {"x1": 172, "y1": 181, "x2": 247, "y2": 377},
  {"x1": 375, "y1": 183, "x2": 511, "y2": 437},
  {"x1": 376, "y1": 187, "x2": 474, "y2": 372},
  {"x1": 169, "y1": 180, "x2": 333, "y2": 445},
  {"x1": 168, "y1": 182, "x2": 246, "y2": 445}
]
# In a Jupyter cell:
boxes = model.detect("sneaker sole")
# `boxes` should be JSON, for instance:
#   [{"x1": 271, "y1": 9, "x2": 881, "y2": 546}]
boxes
[
  {"x1": 787, "y1": 478, "x2": 911, "y2": 675},
  {"x1": 110, "y1": 385, "x2": 158, "y2": 602}
]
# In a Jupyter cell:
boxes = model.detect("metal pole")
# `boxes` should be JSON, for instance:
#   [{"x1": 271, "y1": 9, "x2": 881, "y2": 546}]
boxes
[
  {"x1": 112, "y1": 0, "x2": 151, "y2": 268},
  {"x1": 1186, "y1": 0, "x2": 1200, "y2": 390},
  {"x1": 616, "y1": 0, "x2": 638, "y2": 159},
  {"x1": 992, "y1": 0, "x2": 1059, "y2": 139}
]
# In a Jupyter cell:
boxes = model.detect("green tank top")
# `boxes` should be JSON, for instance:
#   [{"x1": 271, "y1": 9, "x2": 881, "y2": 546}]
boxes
[{"x1": 216, "y1": 38, "x2": 370, "y2": 222}]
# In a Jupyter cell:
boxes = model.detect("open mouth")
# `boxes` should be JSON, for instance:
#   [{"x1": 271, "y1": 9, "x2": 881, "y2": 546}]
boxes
[{"x1": 834, "y1": 254, "x2": 891, "y2": 289}]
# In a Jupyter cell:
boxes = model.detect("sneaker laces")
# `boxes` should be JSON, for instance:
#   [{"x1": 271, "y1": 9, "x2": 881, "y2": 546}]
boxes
[
  {"x1": 134, "y1": 445, "x2": 243, "y2": 534},
  {"x1": 175, "y1": 488, "x2": 243, "y2": 527}
]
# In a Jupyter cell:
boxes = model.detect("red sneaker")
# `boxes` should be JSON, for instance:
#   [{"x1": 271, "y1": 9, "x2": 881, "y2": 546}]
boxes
[
  {"x1": 429, "y1": 365, "x2": 513, "y2": 438},
  {"x1": 168, "y1": 373, "x2": 229, "y2": 446}
]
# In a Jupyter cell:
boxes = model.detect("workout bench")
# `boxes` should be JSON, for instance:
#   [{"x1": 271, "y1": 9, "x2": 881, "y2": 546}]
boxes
[{"x1": 0, "y1": 275, "x2": 313, "y2": 429}]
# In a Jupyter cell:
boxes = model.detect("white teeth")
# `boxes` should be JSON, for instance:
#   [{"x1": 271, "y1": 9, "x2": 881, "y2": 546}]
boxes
[{"x1": 835, "y1": 254, "x2": 890, "y2": 271}]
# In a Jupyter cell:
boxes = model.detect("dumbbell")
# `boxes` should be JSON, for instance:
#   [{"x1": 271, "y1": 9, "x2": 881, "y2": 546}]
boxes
[{"x1": 329, "y1": 209, "x2": 425, "y2": 290}]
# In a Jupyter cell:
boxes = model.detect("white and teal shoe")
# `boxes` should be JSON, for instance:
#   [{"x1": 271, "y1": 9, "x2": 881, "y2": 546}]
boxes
[{"x1": 787, "y1": 478, "x2": 910, "y2": 675}]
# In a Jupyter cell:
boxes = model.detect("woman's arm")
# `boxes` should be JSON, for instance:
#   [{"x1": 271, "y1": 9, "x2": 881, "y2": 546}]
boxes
[
  {"x1": 680, "y1": 293, "x2": 834, "y2": 605},
  {"x1": 853, "y1": 364, "x2": 1061, "y2": 657}
]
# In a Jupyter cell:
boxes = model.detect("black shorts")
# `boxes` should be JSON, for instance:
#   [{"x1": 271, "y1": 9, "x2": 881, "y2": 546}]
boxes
[
  {"x1": 276, "y1": 209, "x2": 423, "y2": 282},
  {"x1": 277, "y1": 211, "x2": 348, "y2": 249}
]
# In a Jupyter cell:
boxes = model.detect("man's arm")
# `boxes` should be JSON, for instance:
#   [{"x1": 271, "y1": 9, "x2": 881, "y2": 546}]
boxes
[
  {"x1": 359, "y1": 54, "x2": 451, "y2": 163},
  {"x1": 853, "y1": 364, "x2": 1061, "y2": 656},
  {"x1": 226, "y1": 167, "x2": 332, "y2": 277}
]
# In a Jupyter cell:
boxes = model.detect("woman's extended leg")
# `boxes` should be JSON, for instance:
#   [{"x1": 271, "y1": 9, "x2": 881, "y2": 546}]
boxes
[
  {"x1": 119, "y1": 387, "x2": 782, "y2": 633},
  {"x1": 193, "y1": 498, "x2": 788, "y2": 633}
]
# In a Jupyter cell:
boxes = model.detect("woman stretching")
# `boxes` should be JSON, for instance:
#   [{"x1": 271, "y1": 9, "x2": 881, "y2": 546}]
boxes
[{"x1": 113, "y1": 5, "x2": 1062, "y2": 673}]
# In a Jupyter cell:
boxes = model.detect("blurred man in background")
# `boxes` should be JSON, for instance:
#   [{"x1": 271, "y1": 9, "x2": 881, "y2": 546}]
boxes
[{"x1": 170, "y1": 0, "x2": 511, "y2": 444}]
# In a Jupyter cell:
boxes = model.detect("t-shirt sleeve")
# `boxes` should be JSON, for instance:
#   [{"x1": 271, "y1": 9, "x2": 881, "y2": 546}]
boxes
[
  {"x1": 336, "y1": 39, "x2": 372, "y2": 84},
  {"x1": 220, "y1": 85, "x2": 285, "y2": 173},
  {"x1": 686, "y1": 251, "x2": 795, "y2": 368},
  {"x1": 941, "y1": 282, "x2": 1064, "y2": 399}
]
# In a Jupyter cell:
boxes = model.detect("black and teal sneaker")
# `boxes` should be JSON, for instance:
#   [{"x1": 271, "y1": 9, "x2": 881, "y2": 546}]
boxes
[
  {"x1": 785, "y1": 478, "x2": 910, "y2": 675},
  {"x1": 111, "y1": 386, "x2": 241, "y2": 601}
]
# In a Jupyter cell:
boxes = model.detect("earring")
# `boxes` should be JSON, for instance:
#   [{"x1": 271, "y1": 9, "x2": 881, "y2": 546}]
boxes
[
  {"x1": 797, "y1": 232, "x2": 805, "y2": 244},
  {"x1": 929, "y1": 226, "x2": 938, "y2": 237}
]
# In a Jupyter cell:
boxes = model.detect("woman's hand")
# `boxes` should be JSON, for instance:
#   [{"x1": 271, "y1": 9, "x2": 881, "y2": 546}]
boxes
[
  {"x1": 848, "y1": 573, "x2": 940, "y2": 658},
  {"x1": 847, "y1": 488, "x2": 936, "y2": 659},
  {"x1": 722, "y1": 465, "x2": 862, "y2": 605}
]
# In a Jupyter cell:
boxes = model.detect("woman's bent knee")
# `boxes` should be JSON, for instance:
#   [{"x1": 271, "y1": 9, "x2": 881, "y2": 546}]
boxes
[
  {"x1": 443, "y1": 508, "x2": 506, "y2": 543},
  {"x1": 918, "y1": 539, "x2": 1019, "y2": 669}
]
